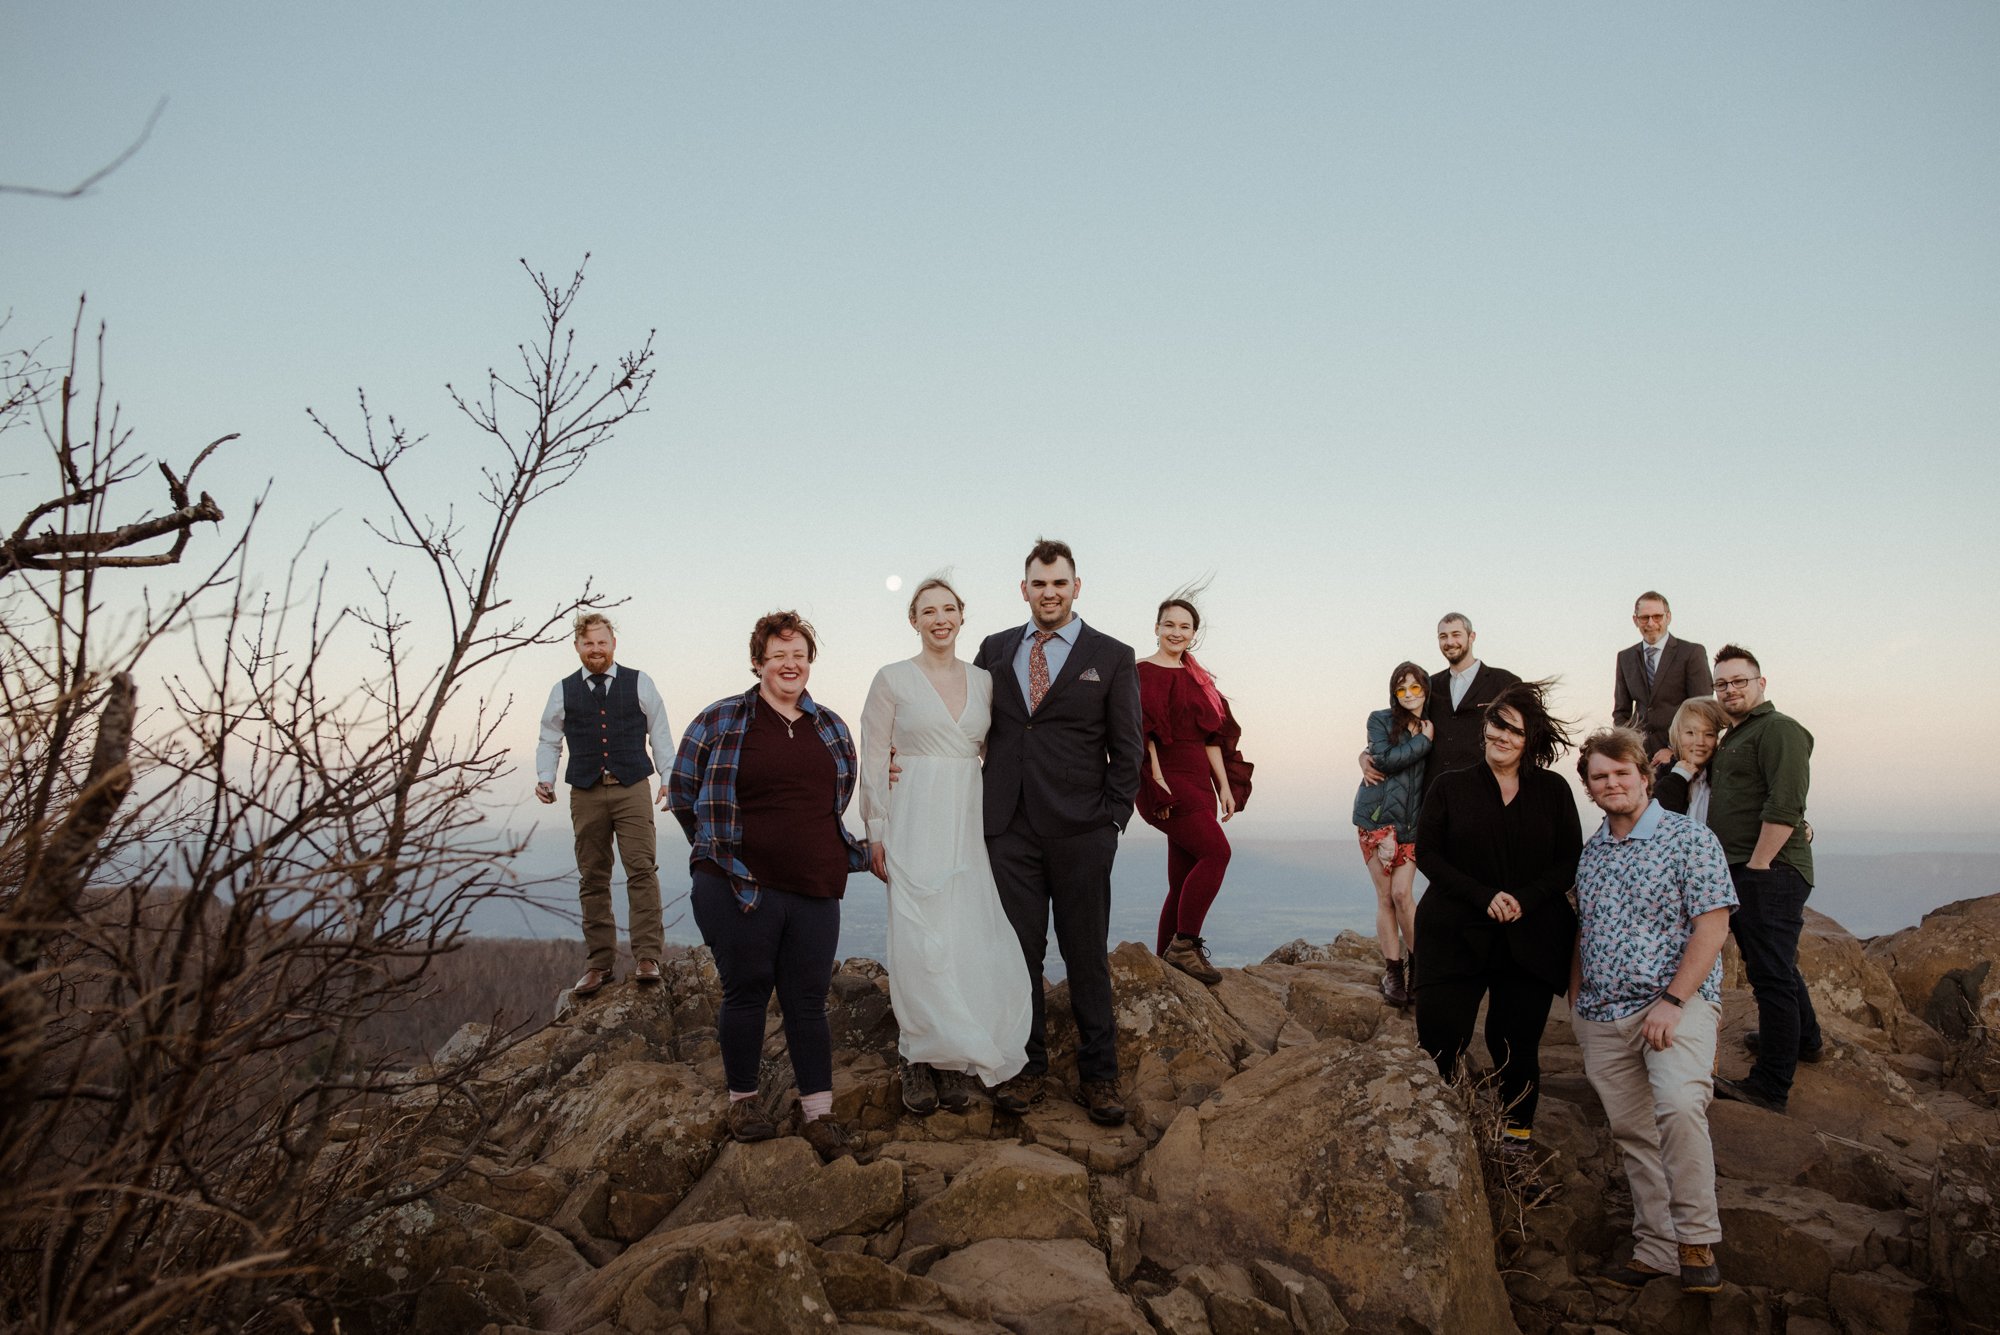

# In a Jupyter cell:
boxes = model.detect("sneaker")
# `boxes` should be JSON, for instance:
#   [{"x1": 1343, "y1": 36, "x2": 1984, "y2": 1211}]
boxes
[
  {"x1": 933, "y1": 1067, "x2": 972, "y2": 1113},
  {"x1": 1679, "y1": 1243, "x2": 1721, "y2": 1294},
  {"x1": 1163, "y1": 934, "x2": 1223, "y2": 985},
  {"x1": 900, "y1": 1061, "x2": 939, "y2": 1116},
  {"x1": 794, "y1": 1110, "x2": 851, "y2": 1163},
  {"x1": 1598, "y1": 1257, "x2": 1671, "y2": 1290},
  {"x1": 1743, "y1": 1030, "x2": 1824, "y2": 1064},
  {"x1": 990, "y1": 1071, "x2": 1044, "y2": 1116},
  {"x1": 1713, "y1": 1074, "x2": 1787, "y2": 1115},
  {"x1": 1380, "y1": 957, "x2": 1411, "y2": 1009},
  {"x1": 724, "y1": 1097, "x2": 776, "y2": 1143},
  {"x1": 1075, "y1": 1078, "x2": 1128, "y2": 1127}
]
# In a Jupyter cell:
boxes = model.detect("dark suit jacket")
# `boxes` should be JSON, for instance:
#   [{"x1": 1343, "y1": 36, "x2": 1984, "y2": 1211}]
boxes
[
  {"x1": 974, "y1": 620, "x2": 1144, "y2": 840},
  {"x1": 1422, "y1": 662, "x2": 1522, "y2": 800},
  {"x1": 1614, "y1": 635, "x2": 1712, "y2": 758}
]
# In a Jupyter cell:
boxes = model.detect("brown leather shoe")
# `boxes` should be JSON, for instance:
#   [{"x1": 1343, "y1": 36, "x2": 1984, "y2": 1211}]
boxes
[
  {"x1": 990, "y1": 1071, "x2": 1044, "y2": 1116},
  {"x1": 1075, "y1": 1078, "x2": 1127, "y2": 1126},
  {"x1": 794, "y1": 1109, "x2": 852, "y2": 1162},
  {"x1": 724, "y1": 1097, "x2": 776, "y2": 1143},
  {"x1": 1163, "y1": 934, "x2": 1223, "y2": 985},
  {"x1": 634, "y1": 958, "x2": 663, "y2": 985},
  {"x1": 571, "y1": 967, "x2": 611, "y2": 996}
]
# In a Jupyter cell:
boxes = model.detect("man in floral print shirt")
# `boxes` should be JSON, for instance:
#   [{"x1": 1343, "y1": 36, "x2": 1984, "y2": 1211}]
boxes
[{"x1": 1569, "y1": 727, "x2": 1737, "y2": 1296}]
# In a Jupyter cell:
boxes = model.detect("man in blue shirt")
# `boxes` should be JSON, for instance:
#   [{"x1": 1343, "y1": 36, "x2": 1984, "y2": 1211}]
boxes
[{"x1": 1570, "y1": 728, "x2": 1737, "y2": 1296}]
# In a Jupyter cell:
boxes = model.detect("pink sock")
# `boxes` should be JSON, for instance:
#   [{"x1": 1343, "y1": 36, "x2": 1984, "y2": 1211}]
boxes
[
  {"x1": 729, "y1": 1089, "x2": 757, "y2": 1103},
  {"x1": 799, "y1": 1091, "x2": 833, "y2": 1121}
]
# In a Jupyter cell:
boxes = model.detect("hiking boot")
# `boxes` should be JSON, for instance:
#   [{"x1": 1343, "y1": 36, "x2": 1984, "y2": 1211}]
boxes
[
  {"x1": 1744, "y1": 1030, "x2": 1824, "y2": 1064},
  {"x1": 933, "y1": 1067, "x2": 972, "y2": 1113},
  {"x1": 900, "y1": 1061, "x2": 939, "y2": 1116},
  {"x1": 1713, "y1": 1074, "x2": 1787, "y2": 1115},
  {"x1": 794, "y1": 1109, "x2": 852, "y2": 1163},
  {"x1": 1380, "y1": 957, "x2": 1411, "y2": 1009},
  {"x1": 1163, "y1": 934, "x2": 1223, "y2": 985},
  {"x1": 1598, "y1": 1257, "x2": 1671, "y2": 1290},
  {"x1": 724, "y1": 1097, "x2": 777, "y2": 1143},
  {"x1": 1075, "y1": 1078, "x2": 1128, "y2": 1127},
  {"x1": 990, "y1": 1071, "x2": 1044, "y2": 1116},
  {"x1": 1679, "y1": 1243, "x2": 1721, "y2": 1293}
]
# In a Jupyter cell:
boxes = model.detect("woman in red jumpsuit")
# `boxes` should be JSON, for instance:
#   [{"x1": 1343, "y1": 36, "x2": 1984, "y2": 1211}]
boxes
[{"x1": 1137, "y1": 595, "x2": 1250, "y2": 986}]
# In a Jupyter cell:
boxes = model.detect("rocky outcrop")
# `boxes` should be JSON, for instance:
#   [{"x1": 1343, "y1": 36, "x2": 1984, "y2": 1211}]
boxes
[{"x1": 310, "y1": 895, "x2": 2000, "y2": 1335}]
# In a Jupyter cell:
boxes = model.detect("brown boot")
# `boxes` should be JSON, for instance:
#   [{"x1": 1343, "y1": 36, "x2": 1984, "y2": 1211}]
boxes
[
  {"x1": 794, "y1": 1108, "x2": 852, "y2": 1162},
  {"x1": 1381, "y1": 957, "x2": 1410, "y2": 1009},
  {"x1": 724, "y1": 1097, "x2": 776, "y2": 1143},
  {"x1": 1163, "y1": 934, "x2": 1223, "y2": 985}
]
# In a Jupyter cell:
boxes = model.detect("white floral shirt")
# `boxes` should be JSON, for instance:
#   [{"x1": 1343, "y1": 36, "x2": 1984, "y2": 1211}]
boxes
[{"x1": 1575, "y1": 801, "x2": 1737, "y2": 1022}]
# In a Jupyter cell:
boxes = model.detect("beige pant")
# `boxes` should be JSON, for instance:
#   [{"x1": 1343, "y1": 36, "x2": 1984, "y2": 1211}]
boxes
[
  {"x1": 1575, "y1": 996, "x2": 1722, "y2": 1272},
  {"x1": 571, "y1": 779, "x2": 665, "y2": 971}
]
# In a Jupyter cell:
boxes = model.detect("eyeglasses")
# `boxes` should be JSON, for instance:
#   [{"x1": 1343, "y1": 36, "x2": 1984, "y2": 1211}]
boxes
[
  {"x1": 1712, "y1": 677, "x2": 1759, "y2": 693},
  {"x1": 1394, "y1": 685, "x2": 1426, "y2": 698}
]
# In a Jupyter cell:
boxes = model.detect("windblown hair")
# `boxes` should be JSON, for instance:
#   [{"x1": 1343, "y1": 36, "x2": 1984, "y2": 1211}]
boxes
[
  {"x1": 1388, "y1": 660, "x2": 1429, "y2": 732},
  {"x1": 907, "y1": 573, "x2": 964, "y2": 622},
  {"x1": 572, "y1": 612, "x2": 615, "y2": 638},
  {"x1": 1155, "y1": 576, "x2": 1213, "y2": 639},
  {"x1": 1575, "y1": 726, "x2": 1654, "y2": 792},
  {"x1": 1024, "y1": 537, "x2": 1076, "y2": 576},
  {"x1": 1714, "y1": 643, "x2": 1760, "y2": 673},
  {"x1": 1668, "y1": 697, "x2": 1730, "y2": 756},
  {"x1": 1483, "y1": 678, "x2": 1573, "y2": 770},
  {"x1": 749, "y1": 609, "x2": 818, "y2": 667}
]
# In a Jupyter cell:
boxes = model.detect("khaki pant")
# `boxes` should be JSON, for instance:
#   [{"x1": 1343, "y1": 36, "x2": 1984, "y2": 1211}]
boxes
[
  {"x1": 571, "y1": 779, "x2": 665, "y2": 971},
  {"x1": 1575, "y1": 997, "x2": 1722, "y2": 1273}
]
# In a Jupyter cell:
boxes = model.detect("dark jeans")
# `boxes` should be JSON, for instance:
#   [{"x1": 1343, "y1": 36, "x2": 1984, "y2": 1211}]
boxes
[
  {"x1": 1729, "y1": 861, "x2": 1822, "y2": 1099},
  {"x1": 1415, "y1": 953, "x2": 1558, "y2": 1130},
  {"x1": 987, "y1": 811, "x2": 1120, "y2": 1083},
  {"x1": 690, "y1": 867, "x2": 840, "y2": 1097}
]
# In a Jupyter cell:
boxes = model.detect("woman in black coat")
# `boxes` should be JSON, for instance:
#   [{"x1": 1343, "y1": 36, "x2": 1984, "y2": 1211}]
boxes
[{"x1": 1414, "y1": 679, "x2": 1581, "y2": 1153}]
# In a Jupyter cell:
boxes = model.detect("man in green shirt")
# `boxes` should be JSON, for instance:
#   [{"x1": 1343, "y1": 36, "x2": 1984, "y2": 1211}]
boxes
[{"x1": 1705, "y1": 645, "x2": 1822, "y2": 1114}]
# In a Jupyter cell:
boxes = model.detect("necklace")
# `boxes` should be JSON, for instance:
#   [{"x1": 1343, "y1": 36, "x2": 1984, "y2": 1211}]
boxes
[{"x1": 763, "y1": 694, "x2": 799, "y2": 738}]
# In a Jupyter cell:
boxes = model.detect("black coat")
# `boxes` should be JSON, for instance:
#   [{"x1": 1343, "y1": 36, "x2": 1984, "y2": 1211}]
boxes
[
  {"x1": 1414, "y1": 763, "x2": 1582, "y2": 993},
  {"x1": 974, "y1": 621, "x2": 1144, "y2": 840},
  {"x1": 1653, "y1": 763, "x2": 1692, "y2": 816},
  {"x1": 1421, "y1": 662, "x2": 1522, "y2": 800},
  {"x1": 1614, "y1": 635, "x2": 1712, "y2": 759}
]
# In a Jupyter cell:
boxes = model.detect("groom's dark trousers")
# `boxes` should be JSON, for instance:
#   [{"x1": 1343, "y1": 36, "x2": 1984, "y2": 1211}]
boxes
[{"x1": 975, "y1": 621, "x2": 1143, "y2": 1085}]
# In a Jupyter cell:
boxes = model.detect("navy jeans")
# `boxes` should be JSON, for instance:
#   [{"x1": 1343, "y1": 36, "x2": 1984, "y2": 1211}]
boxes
[
  {"x1": 690, "y1": 868, "x2": 840, "y2": 1096},
  {"x1": 1728, "y1": 862, "x2": 1823, "y2": 1100}
]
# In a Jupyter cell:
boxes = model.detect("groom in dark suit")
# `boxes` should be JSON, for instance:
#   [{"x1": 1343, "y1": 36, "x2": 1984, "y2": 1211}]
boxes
[
  {"x1": 1615, "y1": 591, "x2": 1712, "y2": 765},
  {"x1": 974, "y1": 537, "x2": 1144, "y2": 1125}
]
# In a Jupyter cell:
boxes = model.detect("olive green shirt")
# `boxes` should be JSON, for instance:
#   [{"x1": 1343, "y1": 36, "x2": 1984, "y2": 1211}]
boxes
[{"x1": 1705, "y1": 700, "x2": 1813, "y2": 882}]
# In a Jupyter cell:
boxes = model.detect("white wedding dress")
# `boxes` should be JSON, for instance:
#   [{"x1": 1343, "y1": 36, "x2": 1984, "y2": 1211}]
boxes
[{"x1": 859, "y1": 658, "x2": 1030, "y2": 1085}]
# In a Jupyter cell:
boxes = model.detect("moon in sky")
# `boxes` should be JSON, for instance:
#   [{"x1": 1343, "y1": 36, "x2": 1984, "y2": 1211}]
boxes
[{"x1": 885, "y1": 575, "x2": 903, "y2": 592}]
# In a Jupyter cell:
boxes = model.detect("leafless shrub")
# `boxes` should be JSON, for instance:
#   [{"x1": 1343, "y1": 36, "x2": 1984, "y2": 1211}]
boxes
[{"x1": 0, "y1": 259, "x2": 654, "y2": 1331}]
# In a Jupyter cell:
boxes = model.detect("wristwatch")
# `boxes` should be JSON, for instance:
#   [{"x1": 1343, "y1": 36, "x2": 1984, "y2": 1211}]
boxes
[{"x1": 1659, "y1": 991, "x2": 1686, "y2": 1009}]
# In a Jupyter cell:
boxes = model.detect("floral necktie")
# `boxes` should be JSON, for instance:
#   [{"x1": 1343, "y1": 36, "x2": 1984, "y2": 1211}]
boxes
[{"x1": 1028, "y1": 630, "x2": 1058, "y2": 711}]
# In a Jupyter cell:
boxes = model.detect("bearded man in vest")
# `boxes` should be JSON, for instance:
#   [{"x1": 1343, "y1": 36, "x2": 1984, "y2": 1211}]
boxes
[{"x1": 536, "y1": 612, "x2": 676, "y2": 995}]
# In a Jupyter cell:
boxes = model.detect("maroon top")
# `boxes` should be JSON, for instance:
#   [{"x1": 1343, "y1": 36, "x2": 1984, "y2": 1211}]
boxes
[
  {"x1": 734, "y1": 694, "x2": 849, "y2": 899},
  {"x1": 1138, "y1": 661, "x2": 1226, "y2": 767}
]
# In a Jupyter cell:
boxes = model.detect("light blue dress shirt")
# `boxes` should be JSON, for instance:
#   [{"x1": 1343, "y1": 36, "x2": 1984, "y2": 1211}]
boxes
[{"x1": 1011, "y1": 616, "x2": 1083, "y2": 707}]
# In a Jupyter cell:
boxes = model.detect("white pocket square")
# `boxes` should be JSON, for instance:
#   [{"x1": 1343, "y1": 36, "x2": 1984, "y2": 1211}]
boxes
[{"x1": 1079, "y1": 667, "x2": 1102, "y2": 682}]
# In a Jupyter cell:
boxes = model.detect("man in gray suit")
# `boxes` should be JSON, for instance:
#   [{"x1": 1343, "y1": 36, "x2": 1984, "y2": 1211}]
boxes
[{"x1": 1615, "y1": 592, "x2": 1712, "y2": 765}]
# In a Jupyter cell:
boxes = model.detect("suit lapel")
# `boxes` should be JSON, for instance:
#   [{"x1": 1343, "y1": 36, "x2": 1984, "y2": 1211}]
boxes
[{"x1": 992, "y1": 626, "x2": 1033, "y2": 716}]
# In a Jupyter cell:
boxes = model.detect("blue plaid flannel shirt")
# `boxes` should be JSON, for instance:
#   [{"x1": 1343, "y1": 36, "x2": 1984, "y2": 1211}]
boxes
[{"x1": 666, "y1": 686, "x2": 869, "y2": 911}]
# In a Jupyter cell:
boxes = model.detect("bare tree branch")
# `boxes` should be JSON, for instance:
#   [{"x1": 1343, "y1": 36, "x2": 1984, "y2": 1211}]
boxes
[{"x1": 0, "y1": 99, "x2": 168, "y2": 199}]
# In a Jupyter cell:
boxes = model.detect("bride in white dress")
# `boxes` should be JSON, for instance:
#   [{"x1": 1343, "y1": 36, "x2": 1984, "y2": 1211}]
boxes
[{"x1": 860, "y1": 576, "x2": 1031, "y2": 1113}]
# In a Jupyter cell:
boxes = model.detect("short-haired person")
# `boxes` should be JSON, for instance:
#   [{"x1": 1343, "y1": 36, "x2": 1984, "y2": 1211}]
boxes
[
  {"x1": 1653, "y1": 697, "x2": 1730, "y2": 822},
  {"x1": 1414, "y1": 680, "x2": 1582, "y2": 1172},
  {"x1": 667, "y1": 611, "x2": 870, "y2": 1160},
  {"x1": 974, "y1": 539, "x2": 1144, "y2": 1125},
  {"x1": 1571, "y1": 728, "x2": 1736, "y2": 1295},
  {"x1": 1352, "y1": 661, "x2": 1432, "y2": 1008},
  {"x1": 1357, "y1": 614, "x2": 1520, "y2": 799},
  {"x1": 1705, "y1": 646, "x2": 1821, "y2": 1113},
  {"x1": 1614, "y1": 593, "x2": 1713, "y2": 765},
  {"x1": 1137, "y1": 593, "x2": 1251, "y2": 987},
  {"x1": 535, "y1": 613, "x2": 675, "y2": 997}
]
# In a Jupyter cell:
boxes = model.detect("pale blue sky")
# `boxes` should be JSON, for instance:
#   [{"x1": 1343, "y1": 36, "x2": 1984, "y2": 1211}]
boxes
[{"x1": 5, "y1": 3, "x2": 1997, "y2": 834}]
